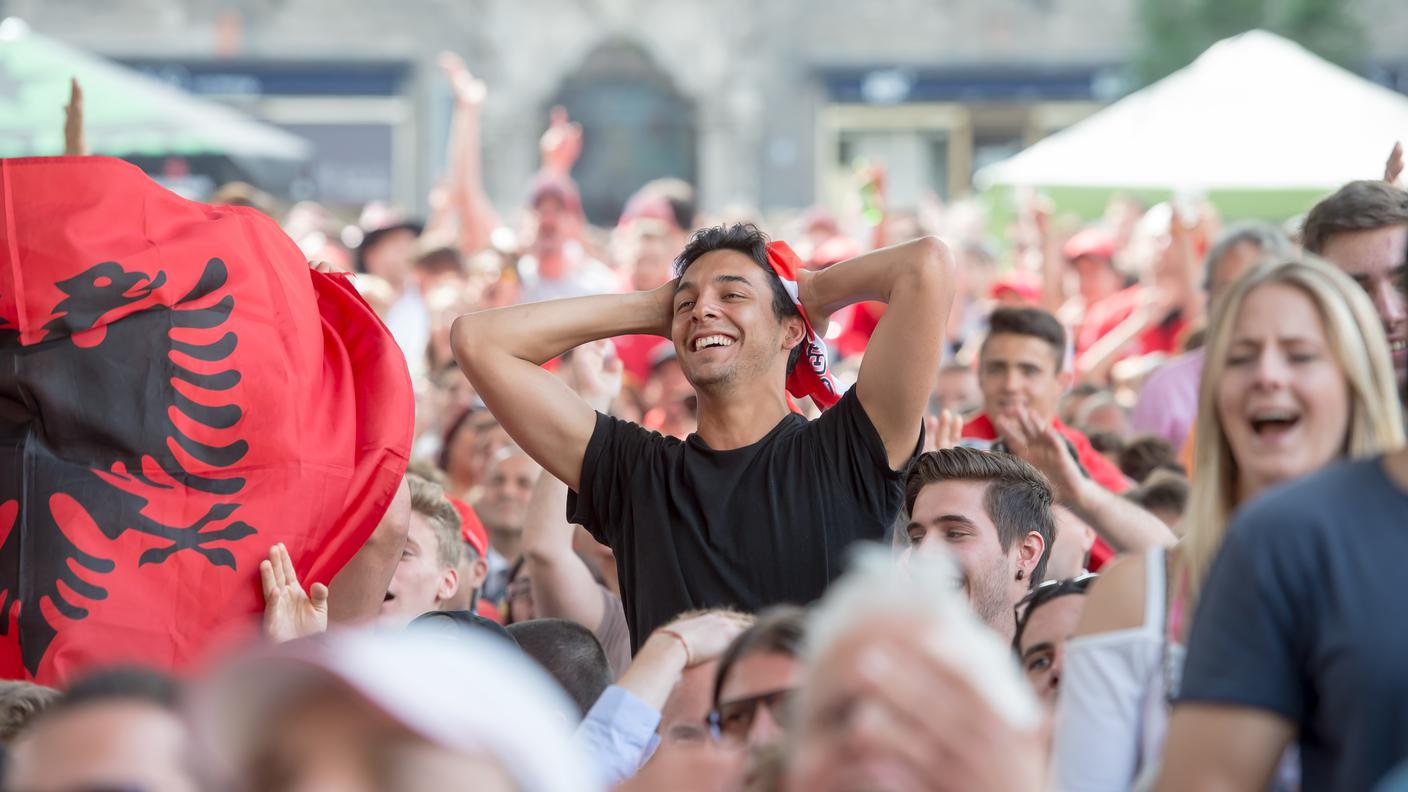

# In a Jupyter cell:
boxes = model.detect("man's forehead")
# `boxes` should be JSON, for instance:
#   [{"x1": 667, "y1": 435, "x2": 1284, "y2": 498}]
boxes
[
  {"x1": 981, "y1": 334, "x2": 1061, "y2": 369},
  {"x1": 1320, "y1": 224, "x2": 1408, "y2": 276},
  {"x1": 676, "y1": 250, "x2": 765, "y2": 290},
  {"x1": 911, "y1": 479, "x2": 990, "y2": 520}
]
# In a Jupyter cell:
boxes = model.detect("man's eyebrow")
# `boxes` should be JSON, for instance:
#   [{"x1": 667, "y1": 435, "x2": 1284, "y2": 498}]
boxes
[
  {"x1": 905, "y1": 513, "x2": 979, "y2": 531},
  {"x1": 715, "y1": 274, "x2": 754, "y2": 286},
  {"x1": 675, "y1": 279, "x2": 695, "y2": 295},
  {"x1": 1021, "y1": 641, "x2": 1054, "y2": 661}
]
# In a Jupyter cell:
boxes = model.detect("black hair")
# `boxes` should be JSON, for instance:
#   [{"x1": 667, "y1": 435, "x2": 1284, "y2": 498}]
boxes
[
  {"x1": 55, "y1": 666, "x2": 181, "y2": 714},
  {"x1": 982, "y1": 307, "x2": 1067, "y2": 373},
  {"x1": 674, "y1": 223, "x2": 804, "y2": 374},
  {"x1": 506, "y1": 619, "x2": 613, "y2": 719}
]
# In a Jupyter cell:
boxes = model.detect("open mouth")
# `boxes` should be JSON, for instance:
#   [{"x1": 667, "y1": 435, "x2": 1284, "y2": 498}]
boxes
[
  {"x1": 690, "y1": 334, "x2": 736, "y2": 352},
  {"x1": 1249, "y1": 410, "x2": 1301, "y2": 437}
]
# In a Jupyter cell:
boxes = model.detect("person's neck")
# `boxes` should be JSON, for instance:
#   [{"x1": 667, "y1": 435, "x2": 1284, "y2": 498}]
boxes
[
  {"x1": 488, "y1": 526, "x2": 522, "y2": 562},
  {"x1": 693, "y1": 385, "x2": 792, "y2": 450},
  {"x1": 992, "y1": 607, "x2": 1017, "y2": 645},
  {"x1": 1235, "y1": 473, "x2": 1272, "y2": 506}
]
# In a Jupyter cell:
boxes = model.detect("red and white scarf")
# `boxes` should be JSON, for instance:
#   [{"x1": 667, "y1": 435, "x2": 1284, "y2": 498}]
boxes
[{"x1": 766, "y1": 241, "x2": 841, "y2": 410}]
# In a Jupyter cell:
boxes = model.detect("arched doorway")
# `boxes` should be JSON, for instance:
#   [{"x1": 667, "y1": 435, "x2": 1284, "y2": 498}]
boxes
[{"x1": 552, "y1": 38, "x2": 697, "y2": 227}]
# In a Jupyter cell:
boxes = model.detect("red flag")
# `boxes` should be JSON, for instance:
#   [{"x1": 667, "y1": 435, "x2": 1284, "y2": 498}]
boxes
[{"x1": 0, "y1": 157, "x2": 413, "y2": 685}]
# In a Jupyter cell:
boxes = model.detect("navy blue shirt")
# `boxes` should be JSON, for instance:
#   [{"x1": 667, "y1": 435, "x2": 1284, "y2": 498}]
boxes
[
  {"x1": 1180, "y1": 457, "x2": 1408, "y2": 791},
  {"x1": 568, "y1": 388, "x2": 910, "y2": 651}
]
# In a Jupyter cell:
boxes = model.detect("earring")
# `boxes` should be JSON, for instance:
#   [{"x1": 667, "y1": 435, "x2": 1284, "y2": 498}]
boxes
[{"x1": 1016, "y1": 570, "x2": 1025, "y2": 581}]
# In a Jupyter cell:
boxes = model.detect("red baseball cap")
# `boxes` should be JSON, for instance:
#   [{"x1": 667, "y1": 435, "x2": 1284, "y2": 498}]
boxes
[
  {"x1": 449, "y1": 497, "x2": 488, "y2": 558},
  {"x1": 1062, "y1": 227, "x2": 1117, "y2": 262}
]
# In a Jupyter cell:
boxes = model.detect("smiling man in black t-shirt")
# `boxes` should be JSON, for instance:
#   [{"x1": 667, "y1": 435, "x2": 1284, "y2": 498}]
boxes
[{"x1": 453, "y1": 223, "x2": 953, "y2": 648}]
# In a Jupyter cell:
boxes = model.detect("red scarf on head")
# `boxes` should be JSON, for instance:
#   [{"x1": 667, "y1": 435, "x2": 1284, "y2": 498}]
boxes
[{"x1": 766, "y1": 241, "x2": 841, "y2": 410}]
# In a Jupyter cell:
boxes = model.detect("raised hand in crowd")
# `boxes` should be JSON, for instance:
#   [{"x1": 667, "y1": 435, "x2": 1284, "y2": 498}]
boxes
[
  {"x1": 922, "y1": 408, "x2": 963, "y2": 453},
  {"x1": 436, "y1": 51, "x2": 499, "y2": 255},
  {"x1": 1386, "y1": 140, "x2": 1404, "y2": 185},
  {"x1": 565, "y1": 339, "x2": 624, "y2": 412},
  {"x1": 615, "y1": 611, "x2": 753, "y2": 713},
  {"x1": 540, "y1": 105, "x2": 584, "y2": 178},
  {"x1": 995, "y1": 405, "x2": 1173, "y2": 553},
  {"x1": 259, "y1": 543, "x2": 329, "y2": 643},
  {"x1": 63, "y1": 77, "x2": 86, "y2": 156}
]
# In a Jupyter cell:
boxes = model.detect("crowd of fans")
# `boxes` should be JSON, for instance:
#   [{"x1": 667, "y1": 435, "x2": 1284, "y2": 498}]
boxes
[{"x1": 3, "y1": 64, "x2": 1408, "y2": 792}]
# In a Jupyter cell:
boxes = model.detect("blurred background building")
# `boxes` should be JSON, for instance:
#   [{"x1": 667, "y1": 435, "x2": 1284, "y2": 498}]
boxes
[{"x1": 5, "y1": 0, "x2": 1407, "y2": 224}]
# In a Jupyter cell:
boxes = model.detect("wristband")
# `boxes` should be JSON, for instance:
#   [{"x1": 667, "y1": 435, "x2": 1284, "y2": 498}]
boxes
[{"x1": 658, "y1": 628, "x2": 692, "y2": 666}]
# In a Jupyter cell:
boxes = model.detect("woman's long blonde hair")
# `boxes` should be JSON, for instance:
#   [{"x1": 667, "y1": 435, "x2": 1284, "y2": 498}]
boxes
[{"x1": 1180, "y1": 256, "x2": 1404, "y2": 601}]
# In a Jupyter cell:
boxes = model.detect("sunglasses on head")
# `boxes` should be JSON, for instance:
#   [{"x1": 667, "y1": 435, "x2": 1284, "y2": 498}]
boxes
[
  {"x1": 708, "y1": 687, "x2": 797, "y2": 742},
  {"x1": 1012, "y1": 572, "x2": 1098, "y2": 649}
]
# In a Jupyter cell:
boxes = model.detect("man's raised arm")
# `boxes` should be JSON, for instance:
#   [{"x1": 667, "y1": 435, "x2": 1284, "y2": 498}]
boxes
[
  {"x1": 800, "y1": 237, "x2": 955, "y2": 469},
  {"x1": 451, "y1": 287, "x2": 672, "y2": 490}
]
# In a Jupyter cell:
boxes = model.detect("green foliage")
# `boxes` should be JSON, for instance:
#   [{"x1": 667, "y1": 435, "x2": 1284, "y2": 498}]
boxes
[{"x1": 1134, "y1": 0, "x2": 1367, "y2": 87}]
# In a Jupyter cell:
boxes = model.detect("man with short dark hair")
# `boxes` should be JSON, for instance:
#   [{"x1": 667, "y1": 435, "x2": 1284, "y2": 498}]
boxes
[
  {"x1": 961, "y1": 308, "x2": 1172, "y2": 565},
  {"x1": 5, "y1": 667, "x2": 195, "y2": 792},
  {"x1": 900, "y1": 447, "x2": 1054, "y2": 639},
  {"x1": 1301, "y1": 180, "x2": 1408, "y2": 391},
  {"x1": 507, "y1": 618, "x2": 614, "y2": 720},
  {"x1": 455, "y1": 223, "x2": 953, "y2": 648}
]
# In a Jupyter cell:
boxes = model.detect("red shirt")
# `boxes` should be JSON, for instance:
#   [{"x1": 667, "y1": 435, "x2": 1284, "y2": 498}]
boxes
[
  {"x1": 961, "y1": 413, "x2": 1130, "y2": 570},
  {"x1": 1075, "y1": 286, "x2": 1187, "y2": 362}
]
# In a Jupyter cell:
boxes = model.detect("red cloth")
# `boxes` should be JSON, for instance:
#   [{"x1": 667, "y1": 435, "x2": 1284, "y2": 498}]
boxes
[
  {"x1": 834, "y1": 301, "x2": 885, "y2": 359},
  {"x1": 960, "y1": 414, "x2": 1130, "y2": 571},
  {"x1": 1074, "y1": 286, "x2": 1187, "y2": 362},
  {"x1": 0, "y1": 157, "x2": 413, "y2": 685},
  {"x1": 765, "y1": 241, "x2": 841, "y2": 409}
]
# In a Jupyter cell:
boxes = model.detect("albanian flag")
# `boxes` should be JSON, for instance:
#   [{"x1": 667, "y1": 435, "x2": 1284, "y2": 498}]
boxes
[{"x1": 0, "y1": 157, "x2": 413, "y2": 686}]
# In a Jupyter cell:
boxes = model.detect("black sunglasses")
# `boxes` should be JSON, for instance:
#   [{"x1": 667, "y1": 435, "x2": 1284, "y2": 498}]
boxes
[
  {"x1": 708, "y1": 687, "x2": 796, "y2": 742},
  {"x1": 1012, "y1": 572, "x2": 1098, "y2": 650}
]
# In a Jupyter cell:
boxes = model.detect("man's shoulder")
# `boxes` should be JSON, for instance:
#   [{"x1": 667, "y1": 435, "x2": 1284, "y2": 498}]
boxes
[{"x1": 1233, "y1": 458, "x2": 1398, "y2": 544}]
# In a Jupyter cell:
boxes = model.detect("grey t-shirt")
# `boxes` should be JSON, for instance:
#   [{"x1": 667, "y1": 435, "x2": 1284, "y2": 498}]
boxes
[{"x1": 1179, "y1": 456, "x2": 1408, "y2": 791}]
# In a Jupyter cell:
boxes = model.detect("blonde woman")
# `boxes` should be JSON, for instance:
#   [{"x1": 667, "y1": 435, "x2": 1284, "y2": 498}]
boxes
[{"x1": 1050, "y1": 256, "x2": 1404, "y2": 791}]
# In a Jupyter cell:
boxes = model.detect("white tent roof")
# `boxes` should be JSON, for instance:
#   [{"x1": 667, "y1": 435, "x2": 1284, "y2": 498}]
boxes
[{"x1": 977, "y1": 30, "x2": 1408, "y2": 191}]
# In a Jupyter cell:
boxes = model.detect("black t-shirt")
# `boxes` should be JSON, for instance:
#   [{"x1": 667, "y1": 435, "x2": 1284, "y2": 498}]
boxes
[
  {"x1": 568, "y1": 388, "x2": 911, "y2": 650},
  {"x1": 1179, "y1": 456, "x2": 1408, "y2": 791}
]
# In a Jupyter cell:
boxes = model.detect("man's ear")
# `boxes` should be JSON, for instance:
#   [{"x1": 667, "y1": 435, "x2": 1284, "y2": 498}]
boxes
[
  {"x1": 783, "y1": 314, "x2": 807, "y2": 353},
  {"x1": 1057, "y1": 367, "x2": 1075, "y2": 394},
  {"x1": 436, "y1": 566, "x2": 461, "y2": 606},
  {"x1": 1018, "y1": 531, "x2": 1046, "y2": 580},
  {"x1": 471, "y1": 558, "x2": 490, "y2": 590}
]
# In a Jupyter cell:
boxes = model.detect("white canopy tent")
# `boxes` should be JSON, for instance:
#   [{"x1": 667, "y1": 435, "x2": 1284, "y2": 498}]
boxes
[{"x1": 976, "y1": 30, "x2": 1408, "y2": 192}]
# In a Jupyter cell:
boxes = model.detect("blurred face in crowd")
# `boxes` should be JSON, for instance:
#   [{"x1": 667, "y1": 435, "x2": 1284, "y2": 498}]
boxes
[
  {"x1": 784, "y1": 617, "x2": 945, "y2": 792},
  {"x1": 532, "y1": 194, "x2": 576, "y2": 276},
  {"x1": 475, "y1": 450, "x2": 540, "y2": 534},
  {"x1": 1016, "y1": 592, "x2": 1088, "y2": 709},
  {"x1": 1208, "y1": 240, "x2": 1271, "y2": 303},
  {"x1": 630, "y1": 225, "x2": 676, "y2": 291},
  {"x1": 1217, "y1": 282, "x2": 1351, "y2": 500},
  {"x1": 362, "y1": 228, "x2": 418, "y2": 289},
  {"x1": 660, "y1": 662, "x2": 718, "y2": 744},
  {"x1": 1072, "y1": 255, "x2": 1121, "y2": 304},
  {"x1": 1318, "y1": 224, "x2": 1408, "y2": 388},
  {"x1": 643, "y1": 357, "x2": 698, "y2": 438},
  {"x1": 980, "y1": 333, "x2": 1071, "y2": 426},
  {"x1": 245, "y1": 681, "x2": 514, "y2": 792},
  {"x1": 1079, "y1": 399, "x2": 1128, "y2": 437},
  {"x1": 715, "y1": 651, "x2": 804, "y2": 749},
  {"x1": 381, "y1": 513, "x2": 458, "y2": 627},
  {"x1": 902, "y1": 480, "x2": 1039, "y2": 638},
  {"x1": 6, "y1": 700, "x2": 196, "y2": 792},
  {"x1": 933, "y1": 366, "x2": 981, "y2": 416},
  {"x1": 672, "y1": 251, "x2": 802, "y2": 396}
]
